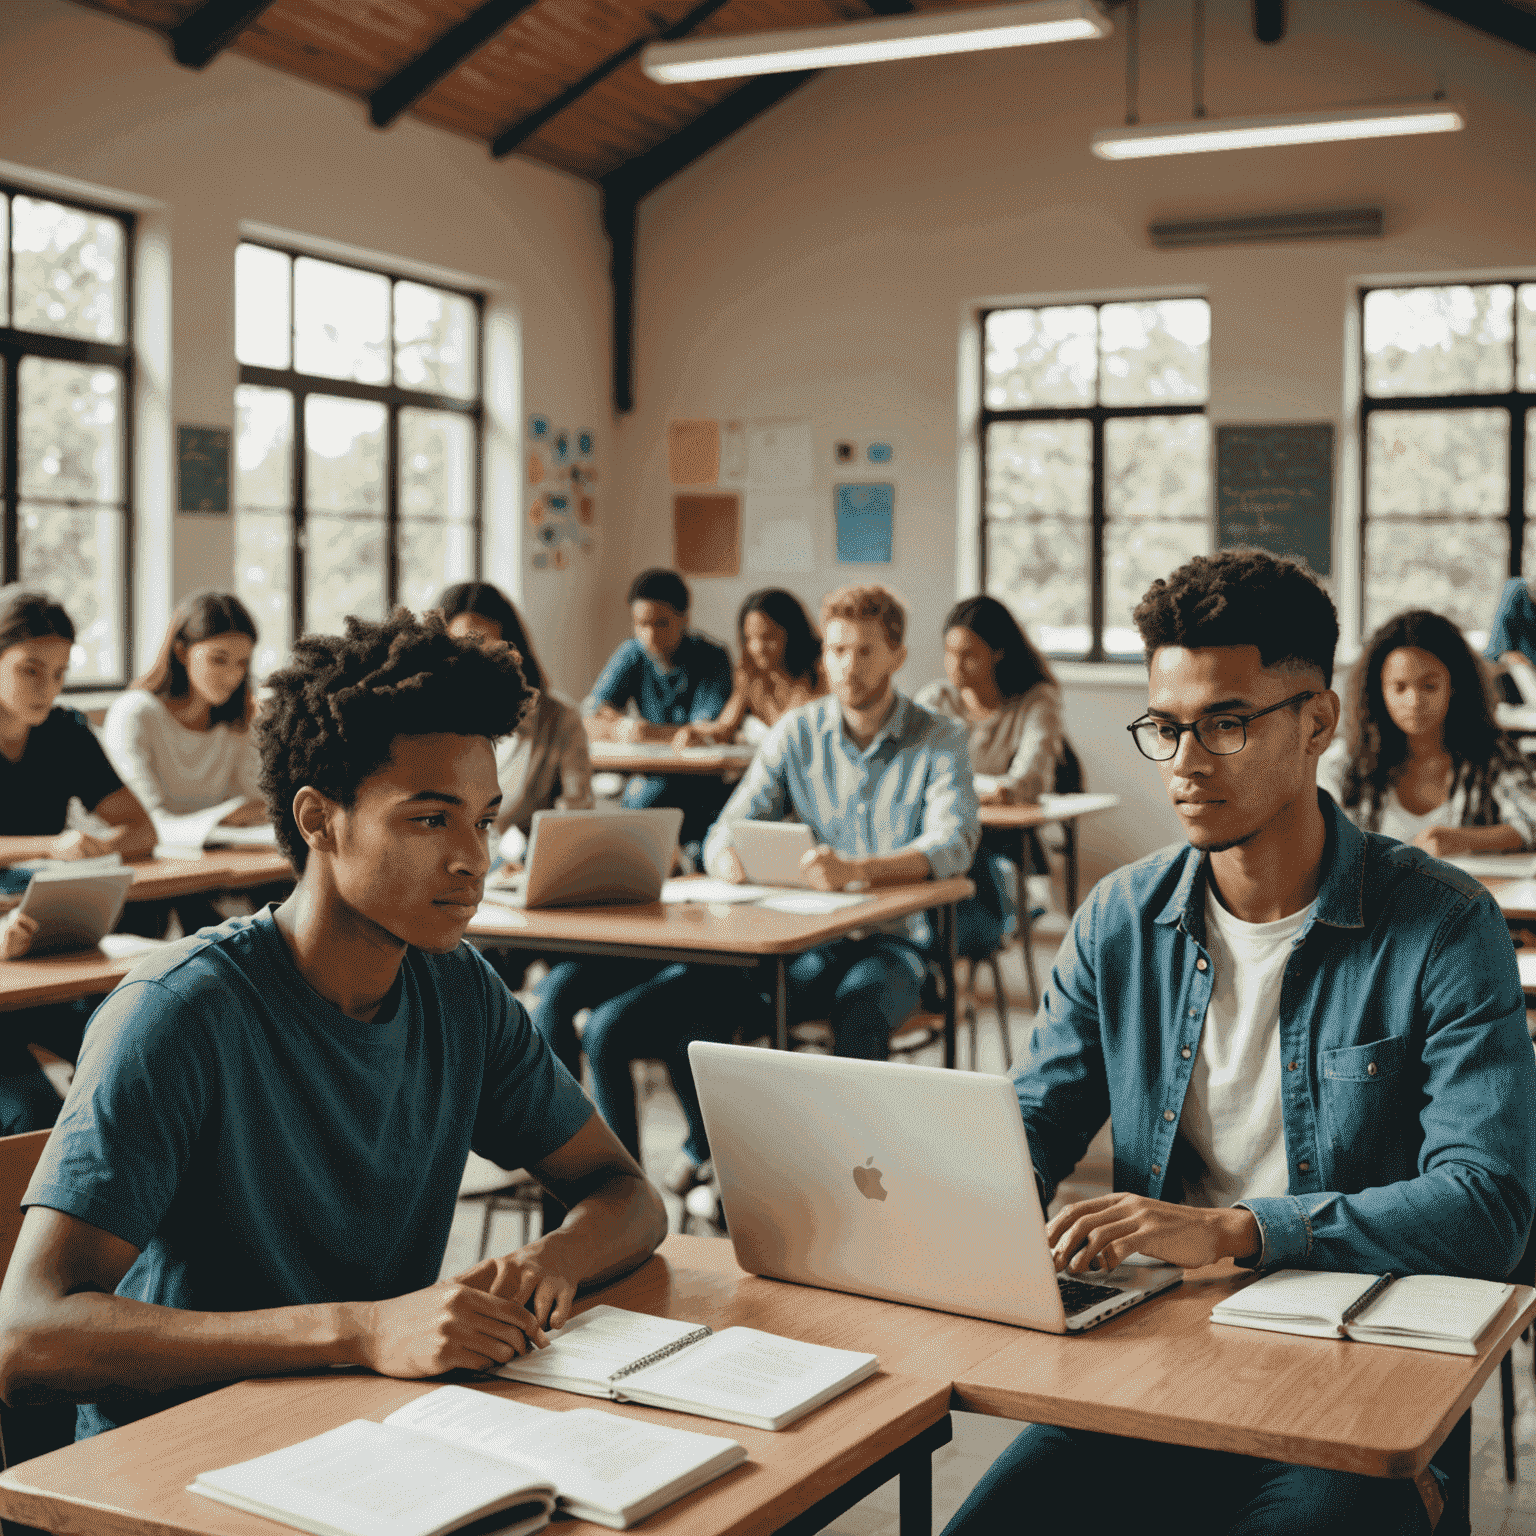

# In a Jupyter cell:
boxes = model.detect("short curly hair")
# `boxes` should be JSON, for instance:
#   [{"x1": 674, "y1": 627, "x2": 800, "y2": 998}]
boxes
[
  {"x1": 1132, "y1": 549, "x2": 1338, "y2": 686},
  {"x1": 258, "y1": 610, "x2": 531, "y2": 872},
  {"x1": 821, "y1": 584, "x2": 905, "y2": 649}
]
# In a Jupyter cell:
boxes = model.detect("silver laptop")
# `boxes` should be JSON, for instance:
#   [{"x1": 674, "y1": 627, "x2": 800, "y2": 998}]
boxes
[
  {"x1": 17, "y1": 867, "x2": 136, "y2": 955},
  {"x1": 688, "y1": 1043, "x2": 1182, "y2": 1333},
  {"x1": 488, "y1": 808, "x2": 683, "y2": 910},
  {"x1": 731, "y1": 822, "x2": 816, "y2": 888}
]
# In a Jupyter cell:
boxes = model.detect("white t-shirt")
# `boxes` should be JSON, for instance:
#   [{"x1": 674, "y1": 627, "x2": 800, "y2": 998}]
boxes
[
  {"x1": 102, "y1": 690, "x2": 263, "y2": 818},
  {"x1": 1180, "y1": 887, "x2": 1311, "y2": 1209}
]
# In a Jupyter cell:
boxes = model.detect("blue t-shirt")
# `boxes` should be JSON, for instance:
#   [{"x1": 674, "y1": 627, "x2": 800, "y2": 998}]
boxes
[
  {"x1": 584, "y1": 633, "x2": 734, "y2": 727},
  {"x1": 24, "y1": 907, "x2": 594, "y2": 1438},
  {"x1": 1487, "y1": 577, "x2": 1536, "y2": 668}
]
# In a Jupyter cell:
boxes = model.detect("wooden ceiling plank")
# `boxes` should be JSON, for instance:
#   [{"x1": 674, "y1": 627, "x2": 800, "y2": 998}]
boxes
[
  {"x1": 490, "y1": 0, "x2": 739, "y2": 157},
  {"x1": 170, "y1": 0, "x2": 282, "y2": 65},
  {"x1": 369, "y1": 0, "x2": 543, "y2": 126}
]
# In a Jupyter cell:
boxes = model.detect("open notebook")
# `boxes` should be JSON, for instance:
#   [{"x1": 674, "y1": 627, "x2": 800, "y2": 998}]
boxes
[
  {"x1": 188, "y1": 1385, "x2": 746, "y2": 1535},
  {"x1": 494, "y1": 1304, "x2": 879, "y2": 1430}
]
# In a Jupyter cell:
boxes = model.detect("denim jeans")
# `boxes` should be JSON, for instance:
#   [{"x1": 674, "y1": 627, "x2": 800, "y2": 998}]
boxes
[{"x1": 942, "y1": 1424, "x2": 1430, "y2": 1536}]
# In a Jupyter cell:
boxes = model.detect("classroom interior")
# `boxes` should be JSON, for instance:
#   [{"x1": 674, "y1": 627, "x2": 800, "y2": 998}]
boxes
[{"x1": 2, "y1": 0, "x2": 1536, "y2": 1531}]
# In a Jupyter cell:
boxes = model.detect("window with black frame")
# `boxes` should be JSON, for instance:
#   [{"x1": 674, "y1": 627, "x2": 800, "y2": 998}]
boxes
[
  {"x1": 1361, "y1": 282, "x2": 1535, "y2": 646},
  {"x1": 979, "y1": 297, "x2": 1210, "y2": 661},
  {"x1": 0, "y1": 187, "x2": 133, "y2": 687},
  {"x1": 234, "y1": 242, "x2": 483, "y2": 676}
]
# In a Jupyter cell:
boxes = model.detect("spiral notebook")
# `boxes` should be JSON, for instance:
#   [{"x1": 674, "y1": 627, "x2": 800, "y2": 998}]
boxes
[{"x1": 494, "y1": 1305, "x2": 879, "y2": 1430}]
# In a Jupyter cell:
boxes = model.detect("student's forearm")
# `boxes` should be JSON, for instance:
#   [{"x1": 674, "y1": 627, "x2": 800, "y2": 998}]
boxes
[
  {"x1": 101, "y1": 819, "x2": 157, "y2": 860},
  {"x1": 850, "y1": 850, "x2": 932, "y2": 887},
  {"x1": 529, "y1": 1172, "x2": 666, "y2": 1293},
  {"x1": 0, "y1": 836, "x2": 66, "y2": 866},
  {"x1": 1455, "y1": 824, "x2": 1524, "y2": 852}
]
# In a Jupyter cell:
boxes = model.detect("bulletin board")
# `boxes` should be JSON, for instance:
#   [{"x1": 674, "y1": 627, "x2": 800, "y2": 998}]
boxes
[{"x1": 1215, "y1": 424, "x2": 1334, "y2": 576}]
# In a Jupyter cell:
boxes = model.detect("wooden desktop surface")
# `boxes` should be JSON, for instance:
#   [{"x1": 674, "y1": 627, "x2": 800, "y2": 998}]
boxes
[
  {"x1": 127, "y1": 849, "x2": 294, "y2": 903},
  {"x1": 977, "y1": 792, "x2": 1120, "y2": 830},
  {"x1": 952, "y1": 1261, "x2": 1536, "y2": 1478},
  {"x1": 0, "y1": 948, "x2": 135, "y2": 1012},
  {"x1": 587, "y1": 744, "x2": 755, "y2": 778},
  {"x1": 468, "y1": 876, "x2": 974, "y2": 957}
]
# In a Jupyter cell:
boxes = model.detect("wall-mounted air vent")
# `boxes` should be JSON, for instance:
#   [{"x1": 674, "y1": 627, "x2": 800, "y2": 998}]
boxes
[{"x1": 1148, "y1": 207, "x2": 1384, "y2": 248}]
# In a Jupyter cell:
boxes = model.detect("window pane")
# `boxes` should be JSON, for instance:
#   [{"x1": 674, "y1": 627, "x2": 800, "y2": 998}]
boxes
[
  {"x1": 19, "y1": 505, "x2": 124, "y2": 682},
  {"x1": 1366, "y1": 409, "x2": 1508, "y2": 517},
  {"x1": 1519, "y1": 285, "x2": 1536, "y2": 391},
  {"x1": 1366, "y1": 519, "x2": 1507, "y2": 641},
  {"x1": 399, "y1": 519, "x2": 474, "y2": 615},
  {"x1": 234, "y1": 512, "x2": 291, "y2": 677},
  {"x1": 1364, "y1": 285, "x2": 1514, "y2": 397},
  {"x1": 236, "y1": 244, "x2": 292, "y2": 369},
  {"x1": 19, "y1": 358, "x2": 123, "y2": 502},
  {"x1": 10, "y1": 196, "x2": 125, "y2": 343},
  {"x1": 984, "y1": 306, "x2": 1097, "y2": 408},
  {"x1": 294, "y1": 256, "x2": 389, "y2": 384},
  {"x1": 0, "y1": 195, "x2": 8, "y2": 323},
  {"x1": 305, "y1": 396, "x2": 385, "y2": 513},
  {"x1": 985, "y1": 518, "x2": 1089, "y2": 657},
  {"x1": 1104, "y1": 521, "x2": 1211, "y2": 657},
  {"x1": 395, "y1": 283, "x2": 476, "y2": 398},
  {"x1": 235, "y1": 385, "x2": 292, "y2": 510},
  {"x1": 1105, "y1": 415, "x2": 1210, "y2": 521},
  {"x1": 1099, "y1": 300, "x2": 1210, "y2": 406},
  {"x1": 400, "y1": 409, "x2": 473, "y2": 521},
  {"x1": 305, "y1": 517, "x2": 386, "y2": 635},
  {"x1": 985, "y1": 420, "x2": 1091, "y2": 519}
]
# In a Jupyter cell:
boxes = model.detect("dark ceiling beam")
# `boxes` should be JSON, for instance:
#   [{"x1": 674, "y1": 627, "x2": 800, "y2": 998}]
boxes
[
  {"x1": 1414, "y1": 0, "x2": 1536, "y2": 54},
  {"x1": 492, "y1": 0, "x2": 737, "y2": 158},
  {"x1": 370, "y1": 0, "x2": 541, "y2": 128},
  {"x1": 169, "y1": 0, "x2": 281, "y2": 66}
]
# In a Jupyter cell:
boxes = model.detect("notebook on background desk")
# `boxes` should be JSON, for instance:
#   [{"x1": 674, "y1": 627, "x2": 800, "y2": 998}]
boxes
[{"x1": 689, "y1": 1043, "x2": 1182, "y2": 1334}]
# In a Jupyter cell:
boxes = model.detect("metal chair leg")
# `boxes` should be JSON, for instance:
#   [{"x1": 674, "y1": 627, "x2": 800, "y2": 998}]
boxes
[
  {"x1": 983, "y1": 952, "x2": 1011, "y2": 1069},
  {"x1": 1502, "y1": 1348, "x2": 1517, "y2": 1483},
  {"x1": 477, "y1": 1197, "x2": 496, "y2": 1263}
]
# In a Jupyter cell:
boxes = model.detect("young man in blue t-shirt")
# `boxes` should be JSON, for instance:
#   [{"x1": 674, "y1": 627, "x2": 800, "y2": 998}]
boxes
[{"x1": 0, "y1": 611, "x2": 667, "y2": 1440}]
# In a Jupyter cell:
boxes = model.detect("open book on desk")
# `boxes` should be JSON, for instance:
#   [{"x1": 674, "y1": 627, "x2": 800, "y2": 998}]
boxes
[
  {"x1": 153, "y1": 796, "x2": 275, "y2": 857},
  {"x1": 495, "y1": 1304, "x2": 879, "y2": 1429},
  {"x1": 189, "y1": 1384, "x2": 746, "y2": 1535},
  {"x1": 1211, "y1": 1270, "x2": 1514, "y2": 1354}
]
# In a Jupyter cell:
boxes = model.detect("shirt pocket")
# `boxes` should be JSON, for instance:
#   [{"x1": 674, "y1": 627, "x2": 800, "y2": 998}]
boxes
[{"x1": 1319, "y1": 1033, "x2": 1411, "y2": 1162}]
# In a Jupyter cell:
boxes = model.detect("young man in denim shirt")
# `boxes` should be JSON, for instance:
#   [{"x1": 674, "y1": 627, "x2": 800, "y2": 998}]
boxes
[{"x1": 946, "y1": 551, "x2": 1536, "y2": 1536}]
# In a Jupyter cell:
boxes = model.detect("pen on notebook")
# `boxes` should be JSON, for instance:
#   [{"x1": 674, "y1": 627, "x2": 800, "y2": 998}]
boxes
[{"x1": 1338, "y1": 1271, "x2": 1397, "y2": 1333}]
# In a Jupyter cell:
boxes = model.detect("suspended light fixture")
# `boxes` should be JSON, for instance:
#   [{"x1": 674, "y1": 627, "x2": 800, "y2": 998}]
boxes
[{"x1": 640, "y1": 0, "x2": 1110, "y2": 85}]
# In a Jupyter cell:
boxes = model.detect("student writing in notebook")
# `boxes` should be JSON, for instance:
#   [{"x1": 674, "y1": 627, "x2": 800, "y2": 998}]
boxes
[
  {"x1": 1316, "y1": 608, "x2": 1536, "y2": 856},
  {"x1": 0, "y1": 611, "x2": 666, "y2": 1441},
  {"x1": 945, "y1": 552, "x2": 1536, "y2": 1536}
]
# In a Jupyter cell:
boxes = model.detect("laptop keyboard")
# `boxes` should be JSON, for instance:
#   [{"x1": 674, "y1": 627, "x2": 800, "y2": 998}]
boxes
[{"x1": 1057, "y1": 1274, "x2": 1126, "y2": 1317}]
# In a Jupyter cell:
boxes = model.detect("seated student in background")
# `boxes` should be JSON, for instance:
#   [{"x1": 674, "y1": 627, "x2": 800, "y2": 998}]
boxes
[
  {"x1": 561, "y1": 584, "x2": 979, "y2": 1194},
  {"x1": 437, "y1": 581, "x2": 594, "y2": 850},
  {"x1": 1485, "y1": 575, "x2": 1536, "y2": 699},
  {"x1": 0, "y1": 611, "x2": 666, "y2": 1441},
  {"x1": 1317, "y1": 607, "x2": 1536, "y2": 856},
  {"x1": 0, "y1": 587, "x2": 156, "y2": 1136},
  {"x1": 673, "y1": 587, "x2": 826, "y2": 747},
  {"x1": 582, "y1": 568, "x2": 733, "y2": 849},
  {"x1": 945, "y1": 551, "x2": 1536, "y2": 1536}
]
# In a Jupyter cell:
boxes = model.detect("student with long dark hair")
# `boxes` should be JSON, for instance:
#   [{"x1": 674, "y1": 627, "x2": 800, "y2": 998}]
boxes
[
  {"x1": 103, "y1": 592, "x2": 266, "y2": 828},
  {"x1": 436, "y1": 582, "x2": 593, "y2": 841},
  {"x1": 1317, "y1": 608, "x2": 1536, "y2": 856},
  {"x1": 674, "y1": 588, "x2": 826, "y2": 746}
]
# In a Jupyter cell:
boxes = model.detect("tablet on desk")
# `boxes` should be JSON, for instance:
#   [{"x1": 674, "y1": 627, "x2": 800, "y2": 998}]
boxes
[
  {"x1": 16, "y1": 867, "x2": 135, "y2": 955},
  {"x1": 732, "y1": 822, "x2": 816, "y2": 888}
]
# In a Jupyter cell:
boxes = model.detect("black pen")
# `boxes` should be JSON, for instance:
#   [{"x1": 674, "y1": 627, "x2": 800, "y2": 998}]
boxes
[{"x1": 1338, "y1": 1271, "x2": 1397, "y2": 1335}]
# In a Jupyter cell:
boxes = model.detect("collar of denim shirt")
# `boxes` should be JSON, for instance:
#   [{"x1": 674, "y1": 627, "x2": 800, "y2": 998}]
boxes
[{"x1": 831, "y1": 690, "x2": 912, "y2": 761}]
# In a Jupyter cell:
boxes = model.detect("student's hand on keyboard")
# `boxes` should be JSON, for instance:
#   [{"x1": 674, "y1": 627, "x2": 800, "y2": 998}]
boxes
[
  {"x1": 0, "y1": 909, "x2": 36, "y2": 960},
  {"x1": 453, "y1": 1248, "x2": 580, "y2": 1333},
  {"x1": 353, "y1": 1277, "x2": 551, "y2": 1377},
  {"x1": 1046, "y1": 1193, "x2": 1261, "y2": 1275}
]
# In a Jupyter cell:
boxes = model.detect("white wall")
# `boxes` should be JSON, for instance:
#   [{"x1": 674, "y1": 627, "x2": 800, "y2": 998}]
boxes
[
  {"x1": 0, "y1": 0, "x2": 612, "y2": 696},
  {"x1": 611, "y1": 0, "x2": 1536, "y2": 884}
]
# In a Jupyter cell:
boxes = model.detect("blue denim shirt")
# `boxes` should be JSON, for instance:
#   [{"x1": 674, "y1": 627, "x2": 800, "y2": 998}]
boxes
[
  {"x1": 703, "y1": 692, "x2": 980, "y2": 884},
  {"x1": 1017, "y1": 792, "x2": 1536, "y2": 1279},
  {"x1": 583, "y1": 634, "x2": 734, "y2": 727}
]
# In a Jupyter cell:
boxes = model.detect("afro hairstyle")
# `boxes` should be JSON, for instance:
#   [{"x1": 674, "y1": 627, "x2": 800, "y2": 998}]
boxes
[
  {"x1": 1132, "y1": 549, "x2": 1338, "y2": 687},
  {"x1": 257, "y1": 609, "x2": 531, "y2": 872}
]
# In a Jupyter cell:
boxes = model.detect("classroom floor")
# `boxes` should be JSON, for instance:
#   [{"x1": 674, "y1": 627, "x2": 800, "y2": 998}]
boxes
[{"x1": 443, "y1": 918, "x2": 1536, "y2": 1536}]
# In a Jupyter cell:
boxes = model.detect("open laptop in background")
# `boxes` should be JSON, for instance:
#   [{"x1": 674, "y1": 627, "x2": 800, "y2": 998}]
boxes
[
  {"x1": 689, "y1": 1043, "x2": 1182, "y2": 1334},
  {"x1": 483, "y1": 808, "x2": 683, "y2": 910}
]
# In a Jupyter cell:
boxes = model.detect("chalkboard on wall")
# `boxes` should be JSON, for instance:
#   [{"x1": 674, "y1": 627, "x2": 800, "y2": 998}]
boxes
[{"x1": 1215, "y1": 424, "x2": 1334, "y2": 576}]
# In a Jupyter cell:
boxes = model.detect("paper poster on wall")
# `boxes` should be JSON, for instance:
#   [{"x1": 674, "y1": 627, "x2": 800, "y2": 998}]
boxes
[
  {"x1": 668, "y1": 419, "x2": 721, "y2": 485},
  {"x1": 744, "y1": 493, "x2": 817, "y2": 574},
  {"x1": 835, "y1": 483, "x2": 894, "y2": 564},
  {"x1": 675, "y1": 493, "x2": 740, "y2": 576},
  {"x1": 747, "y1": 422, "x2": 813, "y2": 489},
  {"x1": 721, "y1": 421, "x2": 749, "y2": 484}
]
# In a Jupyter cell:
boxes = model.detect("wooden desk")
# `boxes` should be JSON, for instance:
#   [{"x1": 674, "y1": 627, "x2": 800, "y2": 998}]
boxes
[
  {"x1": 588, "y1": 743, "x2": 756, "y2": 780},
  {"x1": 0, "y1": 948, "x2": 135, "y2": 1012},
  {"x1": 979, "y1": 792, "x2": 1120, "y2": 913},
  {"x1": 126, "y1": 849, "x2": 294, "y2": 904},
  {"x1": 952, "y1": 1260, "x2": 1536, "y2": 1479},
  {"x1": 470, "y1": 876, "x2": 974, "y2": 1066}
]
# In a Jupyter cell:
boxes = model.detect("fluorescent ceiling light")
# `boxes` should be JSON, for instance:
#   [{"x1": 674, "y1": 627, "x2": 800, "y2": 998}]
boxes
[
  {"x1": 1091, "y1": 102, "x2": 1464, "y2": 159},
  {"x1": 641, "y1": 0, "x2": 1110, "y2": 85}
]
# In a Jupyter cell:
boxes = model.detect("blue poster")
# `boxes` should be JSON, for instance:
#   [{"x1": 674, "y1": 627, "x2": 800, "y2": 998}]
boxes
[{"x1": 836, "y1": 483, "x2": 894, "y2": 564}]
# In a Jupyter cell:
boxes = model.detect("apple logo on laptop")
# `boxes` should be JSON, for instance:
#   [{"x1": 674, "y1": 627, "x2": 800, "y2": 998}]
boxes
[{"x1": 852, "y1": 1157, "x2": 887, "y2": 1201}]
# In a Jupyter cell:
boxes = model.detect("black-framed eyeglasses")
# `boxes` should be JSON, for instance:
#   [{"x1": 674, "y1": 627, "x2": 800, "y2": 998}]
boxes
[{"x1": 1126, "y1": 691, "x2": 1319, "y2": 762}]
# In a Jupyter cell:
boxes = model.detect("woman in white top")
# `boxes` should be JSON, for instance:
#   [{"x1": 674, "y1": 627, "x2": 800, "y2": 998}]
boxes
[
  {"x1": 1318, "y1": 607, "x2": 1536, "y2": 855},
  {"x1": 104, "y1": 592, "x2": 266, "y2": 826}
]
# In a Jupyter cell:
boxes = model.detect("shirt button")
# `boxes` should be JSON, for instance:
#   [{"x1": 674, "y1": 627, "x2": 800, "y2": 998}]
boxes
[
  {"x1": 1181, "y1": 1047, "x2": 1192, "y2": 1059},
  {"x1": 1367, "y1": 1062, "x2": 1377, "y2": 1076},
  {"x1": 1188, "y1": 1009, "x2": 1197, "y2": 1018},
  {"x1": 1164, "y1": 1110, "x2": 1176, "y2": 1122},
  {"x1": 1298, "y1": 1161, "x2": 1310, "y2": 1173},
  {"x1": 1196, "y1": 958, "x2": 1208, "y2": 971},
  {"x1": 1288, "y1": 1061, "x2": 1299, "y2": 1071},
  {"x1": 1152, "y1": 1164, "x2": 1162, "y2": 1175}
]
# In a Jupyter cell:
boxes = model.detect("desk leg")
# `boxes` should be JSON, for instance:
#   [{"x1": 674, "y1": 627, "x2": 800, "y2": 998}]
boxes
[
  {"x1": 772, "y1": 1415, "x2": 951, "y2": 1536},
  {"x1": 940, "y1": 902, "x2": 957, "y2": 1071},
  {"x1": 899, "y1": 1445, "x2": 933, "y2": 1536},
  {"x1": 1063, "y1": 822, "x2": 1079, "y2": 914},
  {"x1": 774, "y1": 957, "x2": 788, "y2": 1051}
]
